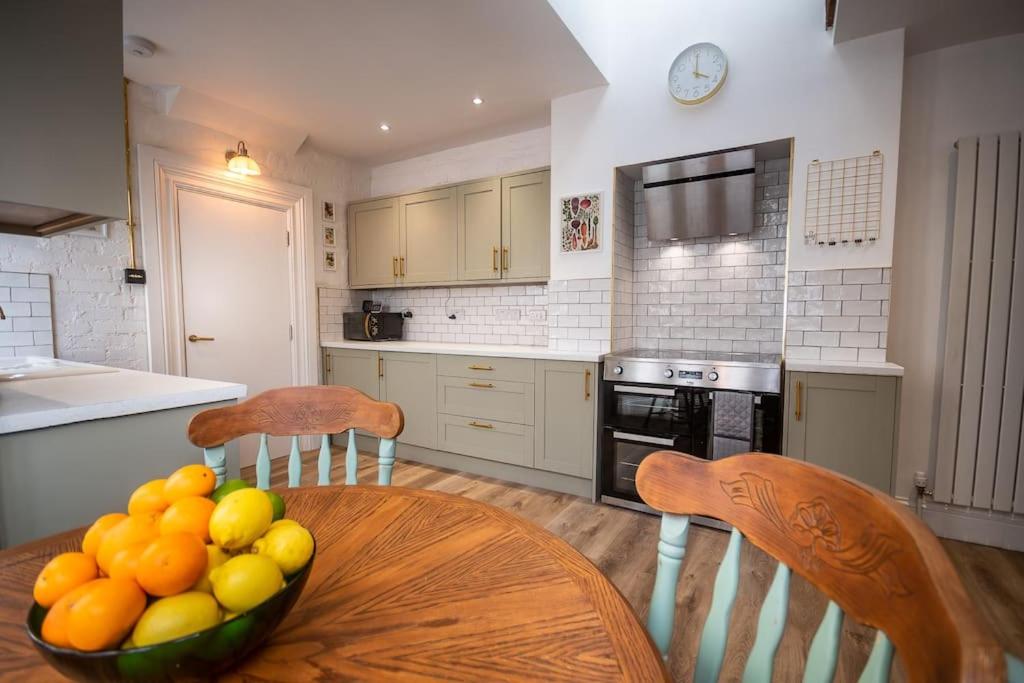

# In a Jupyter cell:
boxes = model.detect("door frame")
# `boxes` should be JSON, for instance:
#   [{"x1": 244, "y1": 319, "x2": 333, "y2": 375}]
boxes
[{"x1": 136, "y1": 144, "x2": 318, "y2": 389}]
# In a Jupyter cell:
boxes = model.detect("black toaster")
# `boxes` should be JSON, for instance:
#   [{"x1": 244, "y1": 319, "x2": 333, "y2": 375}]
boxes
[{"x1": 343, "y1": 311, "x2": 404, "y2": 341}]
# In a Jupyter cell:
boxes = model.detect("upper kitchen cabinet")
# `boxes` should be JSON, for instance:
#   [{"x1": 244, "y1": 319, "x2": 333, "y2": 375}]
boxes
[
  {"x1": 501, "y1": 170, "x2": 550, "y2": 280},
  {"x1": 399, "y1": 187, "x2": 458, "y2": 285},
  {"x1": 457, "y1": 178, "x2": 501, "y2": 281},
  {"x1": 348, "y1": 198, "x2": 399, "y2": 287}
]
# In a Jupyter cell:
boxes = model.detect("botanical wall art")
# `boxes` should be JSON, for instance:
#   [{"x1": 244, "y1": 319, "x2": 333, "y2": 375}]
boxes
[{"x1": 560, "y1": 192, "x2": 601, "y2": 252}]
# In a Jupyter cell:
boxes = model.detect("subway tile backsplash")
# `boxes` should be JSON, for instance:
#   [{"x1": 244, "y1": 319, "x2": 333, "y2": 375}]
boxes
[{"x1": 0, "y1": 271, "x2": 54, "y2": 357}]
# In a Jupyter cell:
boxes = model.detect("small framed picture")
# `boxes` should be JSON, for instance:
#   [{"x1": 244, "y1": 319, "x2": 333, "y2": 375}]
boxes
[
  {"x1": 323, "y1": 225, "x2": 336, "y2": 248},
  {"x1": 322, "y1": 200, "x2": 336, "y2": 222},
  {"x1": 324, "y1": 249, "x2": 337, "y2": 271},
  {"x1": 560, "y1": 192, "x2": 602, "y2": 253}
]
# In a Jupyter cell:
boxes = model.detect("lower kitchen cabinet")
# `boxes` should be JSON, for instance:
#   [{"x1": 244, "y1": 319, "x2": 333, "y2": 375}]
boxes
[
  {"x1": 784, "y1": 371, "x2": 899, "y2": 493},
  {"x1": 534, "y1": 361, "x2": 597, "y2": 478},
  {"x1": 323, "y1": 348, "x2": 380, "y2": 399},
  {"x1": 381, "y1": 352, "x2": 437, "y2": 449},
  {"x1": 437, "y1": 414, "x2": 534, "y2": 467}
]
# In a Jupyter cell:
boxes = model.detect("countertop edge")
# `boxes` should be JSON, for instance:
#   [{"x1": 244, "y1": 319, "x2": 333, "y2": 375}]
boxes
[
  {"x1": 784, "y1": 360, "x2": 904, "y2": 377},
  {"x1": 320, "y1": 340, "x2": 605, "y2": 363}
]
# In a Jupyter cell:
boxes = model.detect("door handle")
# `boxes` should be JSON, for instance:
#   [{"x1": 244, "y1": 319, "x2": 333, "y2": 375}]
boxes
[
  {"x1": 378, "y1": 355, "x2": 384, "y2": 378},
  {"x1": 795, "y1": 380, "x2": 803, "y2": 421},
  {"x1": 492, "y1": 246, "x2": 498, "y2": 272},
  {"x1": 502, "y1": 246, "x2": 509, "y2": 271},
  {"x1": 584, "y1": 368, "x2": 591, "y2": 400},
  {"x1": 399, "y1": 256, "x2": 405, "y2": 277},
  {"x1": 187, "y1": 335, "x2": 215, "y2": 342}
]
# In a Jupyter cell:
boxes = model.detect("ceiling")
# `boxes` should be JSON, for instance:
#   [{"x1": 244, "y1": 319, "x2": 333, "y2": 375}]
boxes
[
  {"x1": 834, "y1": 0, "x2": 1024, "y2": 55},
  {"x1": 123, "y1": 0, "x2": 606, "y2": 164}
]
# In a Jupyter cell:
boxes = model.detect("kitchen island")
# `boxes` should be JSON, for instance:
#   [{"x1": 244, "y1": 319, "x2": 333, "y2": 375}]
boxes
[{"x1": 0, "y1": 359, "x2": 245, "y2": 547}]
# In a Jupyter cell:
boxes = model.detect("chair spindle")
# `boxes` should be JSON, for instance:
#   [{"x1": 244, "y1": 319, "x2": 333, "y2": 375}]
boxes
[
  {"x1": 256, "y1": 434, "x2": 270, "y2": 490},
  {"x1": 803, "y1": 601, "x2": 844, "y2": 683},
  {"x1": 647, "y1": 513, "x2": 690, "y2": 658},
  {"x1": 858, "y1": 631, "x2": 894, "y2": 683},
  {"x1": 378, "y1": 437, "x2": 396, "y2": 486},
  {"x1": 345, "y1": 428, "x2": 358, "y2": 485},
  {"x1": 203, "y1": 445, "x2": 227, "y2": 487},
  {"x1": 695, "y1": 526, "x2": 744, "y2": 683},
  {"x1": 288, "y1": 435, "x2": 302, "y2": 487},
  {"x1": 317, "y1": 434, "x2": 332, "y2": 485},
  {"x1": 742, "y1": 561, "x2": 792, "y2": 682}
]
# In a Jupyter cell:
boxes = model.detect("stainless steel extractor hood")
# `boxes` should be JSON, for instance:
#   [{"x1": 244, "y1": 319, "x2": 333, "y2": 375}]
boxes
[
  {"x1": 0, "y1": 0, "x2": 128, "y2": 238},
  {"x1": 641, "y1": 149, "x2": 755, "y2": 241}
]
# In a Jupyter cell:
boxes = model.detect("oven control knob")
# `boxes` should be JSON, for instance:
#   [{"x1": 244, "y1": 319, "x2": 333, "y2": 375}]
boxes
[
  {"x1": 708, "y1": 371, "x2": 719, "y2": 381},
  {"x1": 612, "y1": 365, "x2": 623, "y2": 375},
  {"x1": 663, "y1": 368, "x2": 674, "y2": 378}
]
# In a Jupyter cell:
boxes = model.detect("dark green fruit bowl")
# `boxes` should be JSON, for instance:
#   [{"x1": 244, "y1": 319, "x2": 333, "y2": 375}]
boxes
[{"x1": 25, "y1": 546, "x2": 314, "y2": 682}]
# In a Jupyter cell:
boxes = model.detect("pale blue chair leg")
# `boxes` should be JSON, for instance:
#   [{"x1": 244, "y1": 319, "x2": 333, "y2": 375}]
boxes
[
  {"x1": 203, "y1": 445, "x2": 227, "y2": 487},
  {"x1": 1007, "y1": 653, "x2": 1024, "y2": 683},
  {"x1": 317, "y1": 434, "x2": 332, "y2": 485},
  {"x1": 345, "y1": 428, "x2": 358, "y2": 485},
  {"x1": 378, "y1": 437, "x2": 396, "y2": 486},
  {"x1": 696, "y1": 527, "x2": 744, "y2": 683},
  {"x1": 255, "y1": 433, "x2": 270, "y2": 490},
  {"x1": 287, "y1": 435, "x2": 302, "y2": 488},
  {"x1": 857, "y1": 631, "x2": 894, "y2": 683},
  {"x1": 803, "y1": 601, "x2": 844, "y2": 683},
  {"x1": 647, "y1": 513, "x2": 690, "y2": 658},
  {"x1": 742, "y1": 561, "x2": 791, "y2": 682}
]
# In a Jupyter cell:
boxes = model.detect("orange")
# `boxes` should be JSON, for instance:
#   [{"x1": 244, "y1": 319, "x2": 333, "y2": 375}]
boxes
[
  {"x1": 107, "y1": 542, "x2": 150, "y2": 582},
  {"x1": 33, "y1": 552, "x2": 98, "y2": 608},
  {"x1": 81, "y1": 512, "x2": 128, "y2": 558},
  {"x1": 41, "y1": 580, "x2": 96, "y2": 648},
  {"x1": 66, "y1": 578, "x2": 147, "y2": 651},
  {"x1": 159, "y1": 496, "x2": 216, "y2": 542},
  {"x1": 96, "y1": 513, "x2": 160, "y2": 575},
  {"x1": 127, "y1": 479, "x2": 169, "y2": 515},
  {"x1": 163, "y1": 465, "x2": 216, "y2": 503},
  {"x1": 136, "y1": 532, "x2": 207, "y2": 597}
]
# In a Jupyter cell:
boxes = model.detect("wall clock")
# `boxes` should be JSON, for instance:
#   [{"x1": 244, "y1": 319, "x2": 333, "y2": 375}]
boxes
[{"x1": 669, "y1": 42, "x2": 728, "y2": 105}]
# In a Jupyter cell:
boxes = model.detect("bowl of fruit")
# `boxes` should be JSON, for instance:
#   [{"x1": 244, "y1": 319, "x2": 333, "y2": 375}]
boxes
[{"x1": 25, "y1": 465, "x2": 316, "y2": 682}]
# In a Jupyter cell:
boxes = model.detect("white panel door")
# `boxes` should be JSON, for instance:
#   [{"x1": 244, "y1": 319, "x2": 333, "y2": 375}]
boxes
[{"x1": 177, "y1": 190, "x2": 294, "y2": 465}]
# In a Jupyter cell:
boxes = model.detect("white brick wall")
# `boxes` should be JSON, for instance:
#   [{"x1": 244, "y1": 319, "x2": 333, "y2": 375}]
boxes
[
  {"x1": 547, "y1": 278, "x2": 612, "y2": 354},
  {"x1": 0, "y1": 271, "x2": 55, "y2": 357},
  {"x1": 612, "y1": 170, "x2": 634, "y2": 351},
  {"x1": 785, "y1": 267, "x2": 892, "y2": 361},
  {"x1": 630, "y1": 158, "x2": 789, "y2": 354}
]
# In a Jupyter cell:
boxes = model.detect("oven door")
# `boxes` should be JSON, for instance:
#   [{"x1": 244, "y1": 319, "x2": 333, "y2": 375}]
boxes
[
  {"x1": 600, "y1": 429, "x2": 686, "y2": 503},
  {"x1": 603, "y1": 382, "x2": 711, "y2": 451}
]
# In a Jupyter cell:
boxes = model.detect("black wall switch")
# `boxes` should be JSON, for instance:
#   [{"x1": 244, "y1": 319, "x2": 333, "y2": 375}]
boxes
[{"x1": 124, "y1": 268, "x2": 147, "y2": 285}]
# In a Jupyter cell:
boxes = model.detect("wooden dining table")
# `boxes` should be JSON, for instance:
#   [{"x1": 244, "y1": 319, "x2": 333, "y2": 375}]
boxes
[{"x1": 0, "y1": 485, "x2": 668, "y2": 682}]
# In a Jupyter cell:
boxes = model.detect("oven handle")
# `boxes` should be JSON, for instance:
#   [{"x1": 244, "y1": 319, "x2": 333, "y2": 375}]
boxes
[
  {"x1": 612, "y1": 385, "x2": 677, "y2": 397},
  {"x1": 612, "y1": 431, "x2": 677, "y2": 447}
]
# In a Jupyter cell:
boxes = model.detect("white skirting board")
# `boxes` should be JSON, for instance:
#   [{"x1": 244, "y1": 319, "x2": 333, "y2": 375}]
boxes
[{"x1": 922, "y1": 502, "x2": 1024, "y2": 552}]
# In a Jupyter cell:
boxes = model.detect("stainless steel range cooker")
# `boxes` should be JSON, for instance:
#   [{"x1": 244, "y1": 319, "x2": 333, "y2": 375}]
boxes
[{"x1": 598, "y1": 348, "x2": 783, "y2": 517}]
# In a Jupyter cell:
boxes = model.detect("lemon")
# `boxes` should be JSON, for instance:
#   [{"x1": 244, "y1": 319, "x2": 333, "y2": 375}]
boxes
[
  {"x1": 131, "y1": 592, "x2": 221, "y2": 647},
  {"x1": 209, "y1": 489, "x2": 273, "y2": 550},
  {"x1": 192, "y1": 544, "x2": 231, "y2": 594},
  {"x1": 209, "y1": 554, "x2": 283, "y2": 613},
  {"x1": 269, "y1": 519, "x2": 299, "y2": 531},
  {"x1": 251, "y1": 524, "x2": 314, "y2": 575}
]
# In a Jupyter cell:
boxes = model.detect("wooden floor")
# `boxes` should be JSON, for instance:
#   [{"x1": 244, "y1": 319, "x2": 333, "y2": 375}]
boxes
[{"x1": 243, "y1": 450, "x2": 1024, "y2": 682}]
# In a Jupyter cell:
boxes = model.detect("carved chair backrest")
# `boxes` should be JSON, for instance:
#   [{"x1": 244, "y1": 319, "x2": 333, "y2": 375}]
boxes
[
  {"x1": 187, "y1": 386, "x2": 404, "y2": 490},
  {"x1": 635, "y1": 450, "x2": 1007, "y2": 683}
]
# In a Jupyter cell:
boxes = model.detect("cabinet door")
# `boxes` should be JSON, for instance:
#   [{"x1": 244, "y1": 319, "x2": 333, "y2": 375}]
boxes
[
  {"x1": 534, "y1": 361, "x2": 596, "y2": 478},
  {"x1": 381, "y1": 352, "x2": 437, "y2": 449},
  {"x1": 785, "y1": 371, "x2": 897, "y2": 493},
  {"x1": 457, "y1": 178, "x2": 501, "y2": 281},
  {"x1": 347, "y1": 198, "x2": 399, "y2": 287},
  {"x1": 399, "y1": 187, "x2": 457, "y2": 284},
  {"x1": 325, "y1": 348, "x2": 380, "y2": 400},
  {"x1": 501, "y1": 171, "x2": 550, "y2": 280}
]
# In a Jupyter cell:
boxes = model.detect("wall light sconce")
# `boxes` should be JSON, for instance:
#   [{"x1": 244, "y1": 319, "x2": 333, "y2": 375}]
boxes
[{"x1": 226, "y1": 141, "x2": 261, "y2": 176}]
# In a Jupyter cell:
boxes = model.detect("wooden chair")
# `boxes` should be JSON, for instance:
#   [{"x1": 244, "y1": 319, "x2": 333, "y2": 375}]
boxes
[
  {"x1": 187, "y1": 386, "x2": 404, "y2": 490},
  {"x1": 636, "y1": 450, "x2": 1021, "y2": 682}
]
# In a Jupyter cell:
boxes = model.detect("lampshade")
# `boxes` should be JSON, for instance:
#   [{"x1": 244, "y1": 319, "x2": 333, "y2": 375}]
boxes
[{"x1": 227, "y1": 141, "x2": 261, "y2": 176}]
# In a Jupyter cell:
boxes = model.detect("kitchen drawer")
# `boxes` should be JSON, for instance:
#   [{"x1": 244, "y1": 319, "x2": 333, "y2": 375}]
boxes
[
  {"x1": 437, "y1": 376, "x2": 534, "y2": 425},
  {"x1": 436, "y1": 413, "x2": 534, "y2": 467},
  {"x1": 436, "y1": 354, "x2": 534, "y2": 383}
]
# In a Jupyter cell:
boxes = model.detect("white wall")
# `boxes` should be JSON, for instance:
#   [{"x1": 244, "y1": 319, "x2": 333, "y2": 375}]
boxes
[
  {"x1": 889, "y1": 33, "x2": 1024, "y2": 498},
  {"x1": 549, "y1": 1, "x2": 905, "y2": 280}
]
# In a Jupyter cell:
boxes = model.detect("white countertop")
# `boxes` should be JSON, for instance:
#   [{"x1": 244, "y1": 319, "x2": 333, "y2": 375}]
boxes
[
  {"x1": 784, "y1": 359, "x2": 904, "y2": 377},
  {"x1": 0, "y1": 364, "x2": 247, "y2": 435},
  {"x1": 320, "y1": 339, "x2": 605, "y2": 363}
]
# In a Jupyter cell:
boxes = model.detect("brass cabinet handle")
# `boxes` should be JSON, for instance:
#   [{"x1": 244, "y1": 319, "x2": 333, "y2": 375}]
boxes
[
  {"x1": 400, "y1": 256, "x2": 405, "y2": 276},
  {"x1": 378, "y1": 355, "x2": 384, "y2": 378},
  {"x1": 492, "y1": 246, "x2": 498, "y2": 272},
  {"x1": 468, "y1": 420, "x2": 494, "y2": 429},
  {"x1": 502, "y1": 246, "x2": 509, "y2": 271},
  {"x1": 469, "y1": 382, "x2": 495, "y2": 389},
  {"x1": 795, "y1": 380, "x2": 803, "y2": 421},
  {"x1": 392, "y1": 256, "x2": 398, "y2": 278},
  {"x1": 584, "y1": 368, "x2": 591, "y2": 400},
  {"x1": 468, "y1": 364, "x2": 494, "y2": 371},
  {"x1": 187, "y1": 334, "x2": 215, "y2": 342}
]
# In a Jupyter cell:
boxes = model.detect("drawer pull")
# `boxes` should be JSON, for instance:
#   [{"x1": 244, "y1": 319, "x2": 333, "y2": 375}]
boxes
[
  {"x1": 469, "y1": 382, "x2": 495, "y2": 389},
  {"x1": 468, "y1": 364, "x2": 494, "y2": 371},
  {"x1": 468, "y1": 421, "x2": 494, "y2": 429},
  {"x1": 795, "y1": 380, "x2": 803, "y2": 421}
]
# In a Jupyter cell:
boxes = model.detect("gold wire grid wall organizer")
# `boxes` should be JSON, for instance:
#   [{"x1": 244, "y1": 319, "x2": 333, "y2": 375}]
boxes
[{"x1": 804, "y1": 150, "x2": 883, "y2": 246}]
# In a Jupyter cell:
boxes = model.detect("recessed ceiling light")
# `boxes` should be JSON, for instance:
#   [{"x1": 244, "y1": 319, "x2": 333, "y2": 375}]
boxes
[
  {"x1": 379, "y1": 122, "x2": 390, "y2": 132},
  {"x1": 472, "y1": 96, "x2": 484, "y2": 105}
]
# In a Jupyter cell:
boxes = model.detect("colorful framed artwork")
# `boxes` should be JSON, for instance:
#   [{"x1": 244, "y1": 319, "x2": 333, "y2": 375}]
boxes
[
  {"x1": 323, "y1": 225, "x2": 336, "y2": 247},
  {"x1": 322, "y1": 200, "x2": 336, "y2": 222},
  {"x1": 324, "y1": 249, "x2": 337, "y2": 271},
  {"x1": 560, "y1": 192, "x2": 601, "y2": 252}
]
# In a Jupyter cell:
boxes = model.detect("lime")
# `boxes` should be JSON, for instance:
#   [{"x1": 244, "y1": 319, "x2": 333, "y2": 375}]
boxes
[
  {"x1": 251, "y1": 523, "x2": 314, "y2": 575},
  {"x1": 209, "y1": 489, "x2": 273, "y2": 550},
  {"x1": 131, "y1": 592, "x2": 221, "y2": 647},
  {"x1": 266, "y1": 491, "x2": 285, "y2": 521},
  {"x1": 209, "y1": 554, "x2": 283, "y2": 613},
  {"x1": 192, "y1": 544, "x2": 230, "y2": 594},
  {"x1": 211, "y1": 479, "x2": 249, "y2": 504}
]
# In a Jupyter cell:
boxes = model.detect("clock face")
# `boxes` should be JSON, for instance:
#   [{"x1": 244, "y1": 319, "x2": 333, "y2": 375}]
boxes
[{"x1": 669, "y1": 42, "x2": 727, "y2": 105}]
